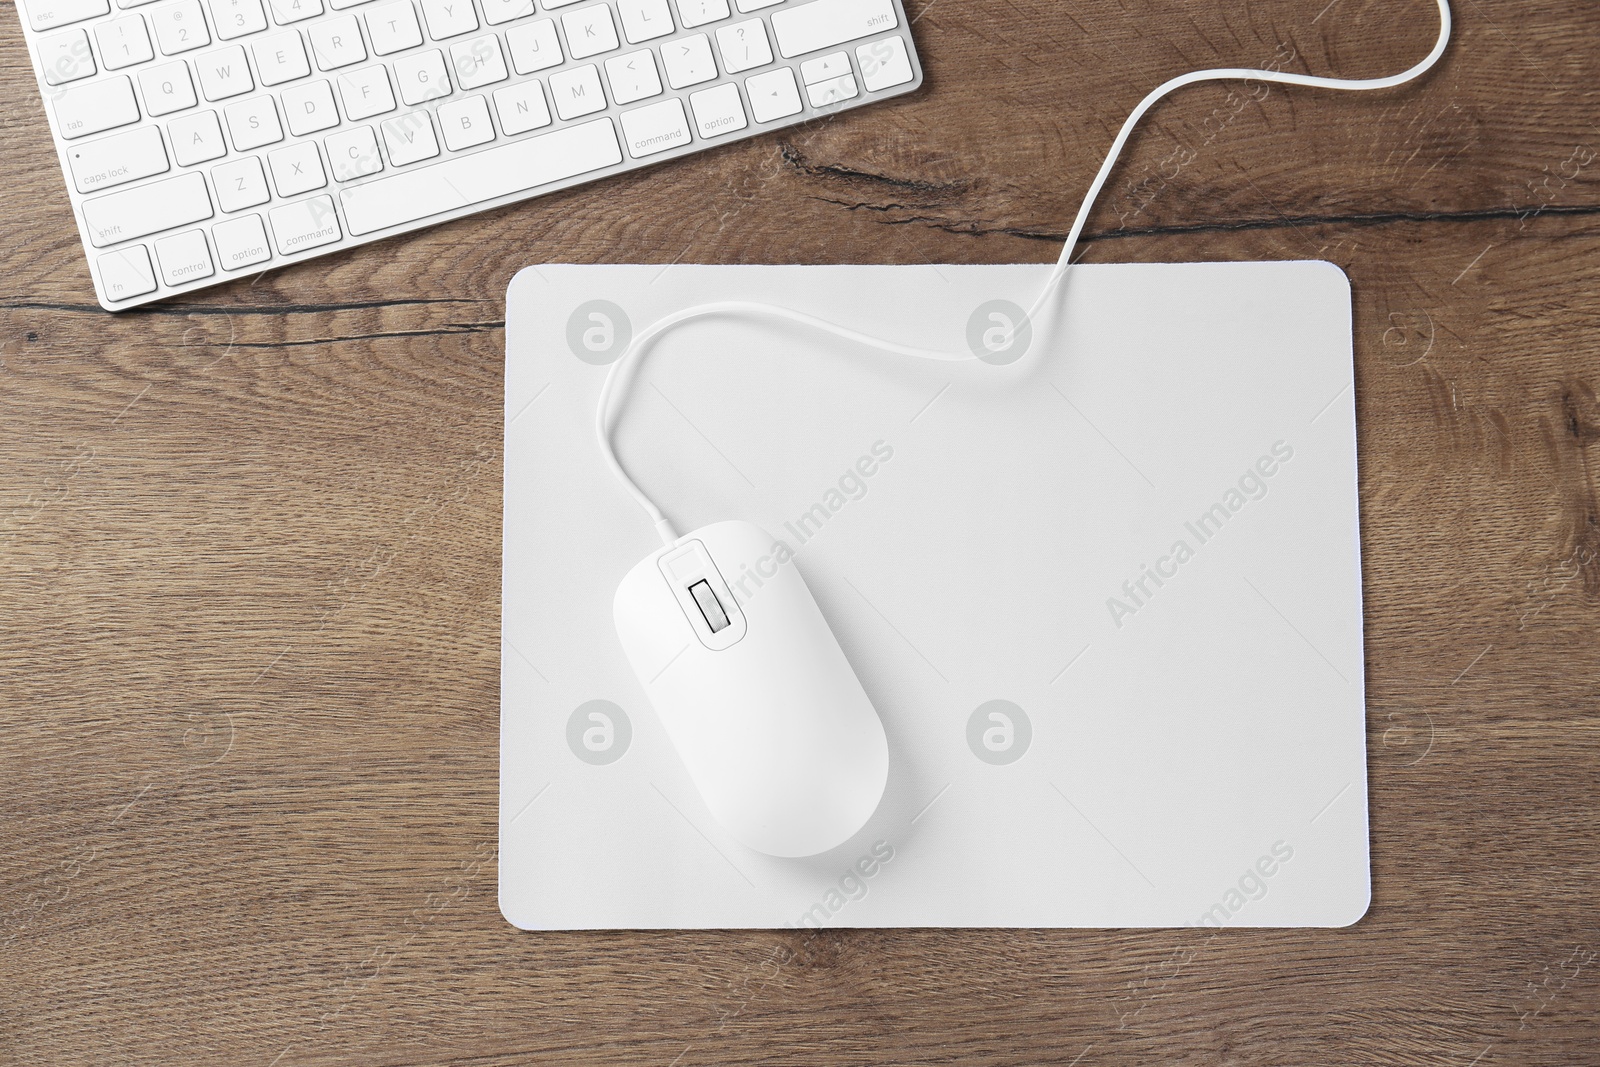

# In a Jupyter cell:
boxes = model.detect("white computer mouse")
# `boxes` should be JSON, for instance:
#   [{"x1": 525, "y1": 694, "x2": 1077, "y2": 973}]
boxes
[{"x1": 613, "y1": 519, "x2": 888, "y2": 858}]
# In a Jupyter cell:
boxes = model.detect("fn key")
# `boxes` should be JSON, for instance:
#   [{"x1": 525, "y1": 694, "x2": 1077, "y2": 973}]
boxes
[{"x1": 96, "y1": 245, "x2": 157, "y2": 301}]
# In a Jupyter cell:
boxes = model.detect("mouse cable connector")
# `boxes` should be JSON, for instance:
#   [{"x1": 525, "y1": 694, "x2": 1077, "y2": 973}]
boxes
[{"x1": 596, "y1": 0, "x2": 1454, "y2": 547}]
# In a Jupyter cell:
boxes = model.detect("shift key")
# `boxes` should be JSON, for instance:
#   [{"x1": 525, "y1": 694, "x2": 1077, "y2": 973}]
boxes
[
  {"x1": 771, "y1": 0, "x2": 896, "y2": 58},
  {"x1": 81, "y1": 171, "x2": 213, "y2": 248}
]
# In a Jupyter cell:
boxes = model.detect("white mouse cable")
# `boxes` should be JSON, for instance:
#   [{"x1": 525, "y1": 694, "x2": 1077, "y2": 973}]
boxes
[{"x1": 596, "y1": 0, "x2": 1454, "y2": 547}]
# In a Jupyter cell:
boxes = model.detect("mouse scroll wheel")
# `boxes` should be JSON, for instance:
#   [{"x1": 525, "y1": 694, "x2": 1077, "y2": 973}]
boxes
[{"x1": 687, "y1": 579, "x2": 731, "y2": 634}]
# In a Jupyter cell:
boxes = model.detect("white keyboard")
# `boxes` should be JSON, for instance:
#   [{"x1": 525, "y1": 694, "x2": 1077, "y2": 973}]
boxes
[{"x1": 16, "y1": 0, "x2": 922, "y2": 309}]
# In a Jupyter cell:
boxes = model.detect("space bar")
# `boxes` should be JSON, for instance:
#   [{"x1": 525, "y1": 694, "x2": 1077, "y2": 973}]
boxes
[{"x1": 339, "y1": 118, "x2": 623, "y2": 236}]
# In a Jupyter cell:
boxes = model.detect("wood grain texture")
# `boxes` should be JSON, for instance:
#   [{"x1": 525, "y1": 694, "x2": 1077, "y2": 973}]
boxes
[{"x1": 2, "y1": 0, "x2": 1597, "y2": 1062}]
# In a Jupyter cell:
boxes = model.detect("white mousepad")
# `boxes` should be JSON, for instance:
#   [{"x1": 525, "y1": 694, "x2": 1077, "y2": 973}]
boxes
[{"x1": 500, "y1": 261, "x2": 1368, "y2": 929}]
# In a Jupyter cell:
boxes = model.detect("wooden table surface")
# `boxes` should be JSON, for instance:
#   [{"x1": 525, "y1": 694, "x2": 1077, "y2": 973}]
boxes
[{"x1": 4, "y1": 0, "x2": 1597, "y2": 1062}]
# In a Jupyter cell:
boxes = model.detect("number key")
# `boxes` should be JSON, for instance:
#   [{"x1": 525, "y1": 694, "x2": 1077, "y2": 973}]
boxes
[
  {"x1": 95, "y1": 15, "x2": 156, "y2": 69},
  {"x1": 267, "y1": 0, "x2": 322, "y2": 23},
  {"x1": 206, "y1": 0, "x2": 267, "y2": 39},
  {"x1": 152, "y1": 0, "x2": 211, "y2": 54}
]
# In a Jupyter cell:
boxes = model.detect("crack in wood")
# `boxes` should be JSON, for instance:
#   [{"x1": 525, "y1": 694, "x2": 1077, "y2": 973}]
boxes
[
  {"x1": 205, "y1": 324, "x2": 505, "y2": 348},
  {"x1": 808, "y1": 197, "x2": 1600, "y2": 243},
  {"x1": 0, "y1": 297, "x2": 485, "y2": 316},
  {"x1": 779, "y1": 143, "x2": 971, "y2": 199}
]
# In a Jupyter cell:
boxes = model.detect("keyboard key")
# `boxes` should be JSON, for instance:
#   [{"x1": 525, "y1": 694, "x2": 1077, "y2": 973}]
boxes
[
  {"x1": 118, "y1": 0, "x2": 163, "y2": 9},
  {"x1": 207, "y1": 0, "x2": 267, "y2": 39},
  {"x1": 212, "y1": 154, "x2": 270, "y2": 209},
  {"x1": 268, "y1": 194, "x2": 341, "y2": 253},
  {"x1": 328, "y1": 0, "x2": 376, "y2": 9},
  {"x1": 688, "y1": 81, "x2": 745, "y2": 138},
  {"x1": 151, "y1": 0, "x2": 211, "y2": 54},
  {"x1": 735, "y1": 0, "x2": 780, "y2": 10},
  {"x1": 418, "y1": 0, "x2": 477, "y2": 39},
  {"x1": 197, "y1": 45, "x2": 255, "y2": 99},
  {"x1": 37, "y1": 29, "x2": 96, "y2": 85},
  {"x1": 744, "y1": 64, "x2": 798, "y2": 121},
  {"x1": 480, "y1": 0, "x2": 532, "y2": 25},
  {"x1": 619, "y1": 96, "x2": 689, "y2": 158},
  {"x1": 324, "y1": 124, "x2": 382, "y2": 179},
  {"x1": 282, "y1": 78, "x2": 340, "y2": 133},
  {"x1": 560, "y1": 4, "x2": 618, "y2": 59},
  {"x1": 337, "y1": 64, "x2": 396, "y2": 118},
  {"x1": 225, "y1": 94, "x2": 284, "y2": 149},
  {"x1": 539, "y1": 0, "x2": 585, "y2": 7},
  {"x1": 805, "y1": 71, "x2": 855, "y2": 107},
  {"x1": 267, "y1": 139, "x2": 326, "y2": 194},
  {"x1": 365, "y1": 0, "x2": 422, "y2": 54},
  {"x1": 65, "y1": 124, "x2": 169, "y2": 193},
  {"x1": 798, "y1": 49, "x2": 846, "y2": 84},
  {"x1": 393, "y1": 49, "x2": 450, "y2": 104},
  {"x1": 450, "y1": 33, "x2": 508, "y2": 89},
  {"x1": 213, "y1": 212, "x2": 271, "y2": 269},
  {"x1": 604, "y1": 49, "x2": 660, "y2": 104},
  {"x1": 153, "y1": 227, "x2": 214, "y2": 284},
  {"x1": 660, "y1": 32, "x2": 713, "y2": 88},
  {"x1": 267, "y1": 0, "x2": 321, "y2": 23},
  {"x1": 253, "y1": 31, "x2": 311, "y2": 84},
  {"x1": 856, "y1": 33, "x2": 910, "y2": 91},
  {"x1": 81, "y1": 170, "x2": 212, "y2": 246},
  {"x1": 380, "y1": 110, "x2": 439, "y2": 165},
  {"x1": 547, "y1": 64, "x2": 603, "y2": 120},
  {"x1": 23, "y1": 0, "x2": 109, "y2": 32},
  {"x1": 616, "y1": 0, "x2": 671, "y2": 43},
  {"x1": 96, "y1": 16, "x2": 155, "y2": 70},
  {"x1": 672, "y1": 0, "x2": 726, "y2": 29},
  {"x1": 168, "y1": 108, "x2": 227, "y2": 164},
  {"x1": 138, "y1": 60, "x2": 197, "y2": 115},
  {"x1": 714, "y1": 18, "x2": 769, "y2": 73},
  {"x1": 52, "y1": 75, "x2": 140, "y2": 139},
  {"x1": 438, "y1": 94, "x2": 494, "y2": 150},
  {"x1": 505, "y1": 19, "x2": 561, "y2": 74},
  {"x1": 309, "y1": 15, "x2": 366, "y2": 69},
  {"x1": 771, "y1": 0, "x2": 894, "y2": 58},
  {"x1": 96, "y1": 244, "x2": 157, "y2": 300},
  {"x1": 339, "y1": 116, "x2": 619, "y2": 234},
  {"x1": 492, "y1": 79, "x2": 550, "y2": 135}
]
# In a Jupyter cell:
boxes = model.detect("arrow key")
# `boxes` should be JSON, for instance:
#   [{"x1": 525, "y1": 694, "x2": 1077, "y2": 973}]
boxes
[
  {"x1": 805, "y1": 71, "x2": 857, "y2": 108},
  {"x1": 799, "y1": 50, "x2": 849, "y2": 85},
  {"x1": 745, "y1": 65, "x2": 800, "y2": 122}
]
